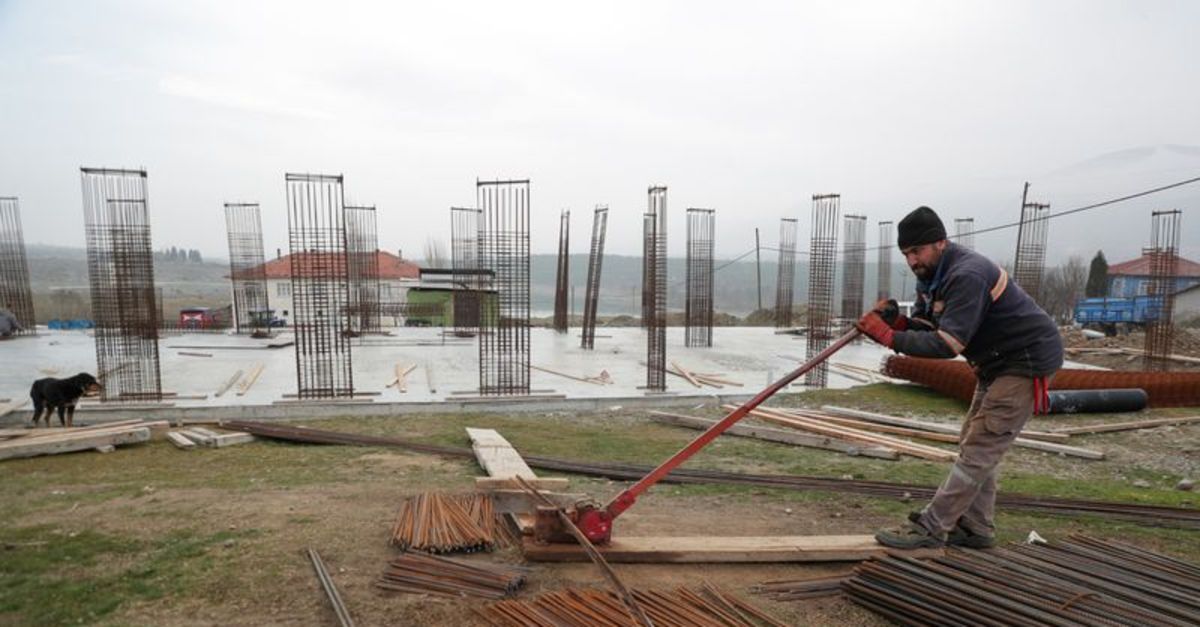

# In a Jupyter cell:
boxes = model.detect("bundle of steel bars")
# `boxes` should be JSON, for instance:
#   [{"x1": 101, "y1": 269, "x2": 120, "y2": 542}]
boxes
[
  {"x1": 685, "y1": 208, "x2": 715, "y2": 348},
  {"x1": 1144, "y1": 209, "x2": 1181, "y2": 370},
  {"x1": 223, "y1": 421, "x2": 1200, "y2": 529},
  {"x1": 580, "y1": 206, "x2": 608, "y2": 349},
  {"x1": 477, "y1": 180, "x2": 531, "y2": 395},
  {"x1": 805, "y1": 194, "x2": 840, "y2": 387},
  {"x1": 377, "y1": 551, "x2": 527, "y2": 599},
  {"x1": 224, "y1": 203, "x2": 270, "y2": 335},
  {"x1": 845, "y1": 535, "x2": 1200, "y2": 626},
  {"x1": 954, "y1": 217, "x2": 975, "y2": 250},
  {"x1": 883, "y1": 355, "x2": 1200, "y2": 407},
  {"x1": 345, "y1": 205, "x2": 382, "y2": 335},
  {"x1": 477, "y1": 583, "x2": 788, "y2": 627},
  {"x1": 285, "y1": 173, "x2": 355, "y2": 399},
  {"x1": 752, "y1": 573, "x2": 850, "y2": 601},
  {"x1": 553, "y1": 210, "x2": 570, "y2": 333},
  {"x1": 81, "y1": 168, "x2": 162, "y2": 402},
  {"x1": 774, "y1": 218, "x2": 797, "y2": 328},
  {"x1": 1013, "y1": 184, "x2": 1050, "y2": 305},
  {"x1": 645, "y1": 186, "x2": 668, "y2": 390},
  {"x1": 840, "y1": 214, "x2": 867, "y2": 320},
  {"x1": 0, "y1": 197, "x2": 35, "y2": 335},
  {"x1": 389, "y1": 492, "x2": 497, "y2": 553},
  {"x1": 877, "y1": 220, "x2": 893, "y2": 300},
  {"x1": 451, "y1": 207, "x2": 483, "y2": 335}
]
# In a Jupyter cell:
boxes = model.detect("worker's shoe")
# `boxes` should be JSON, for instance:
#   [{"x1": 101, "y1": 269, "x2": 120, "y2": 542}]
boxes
[
  {"x1": 875, "y1": 521, "x2": 945, "y2": 549},
  {"x1": 907, "y1": 511, "x2": 994, "y2": 549}
]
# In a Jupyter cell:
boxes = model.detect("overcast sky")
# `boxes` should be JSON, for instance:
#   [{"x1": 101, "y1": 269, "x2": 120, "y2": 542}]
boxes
[{"x1": 1, "y1": 0, "x2": 1198, "y2": 266}]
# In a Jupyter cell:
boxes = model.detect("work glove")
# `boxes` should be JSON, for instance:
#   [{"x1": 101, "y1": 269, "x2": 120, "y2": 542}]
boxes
[
  {"x1": 872, "y1": 298, "x2": 908, "y2": 330},
  {"x1": 857, "y1": 310, "x2": 895, "y2": 348}
]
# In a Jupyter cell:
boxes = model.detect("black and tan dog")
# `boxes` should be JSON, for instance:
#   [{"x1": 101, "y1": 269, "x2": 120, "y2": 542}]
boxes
[{"x1": 30, "y1": 373, "x2": 103, "y2": 427}]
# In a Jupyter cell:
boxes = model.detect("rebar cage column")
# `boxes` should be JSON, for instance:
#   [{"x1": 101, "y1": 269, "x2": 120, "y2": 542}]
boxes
[
  {"x1": 553, "y1": 210, "x2": 570, "y2": 333},
  {"x1": 477, "y1": 179, "x2": 531, "y2": 395},
  {"x1": 345, "y1": 205, "x2": 382, "y2": 334},
  {"x1": 580, "y1": 206, "x2": 608, "y2": 349},
  {"x1": 224, "y1": 203, "x2": 270, "y2": 335},
  {"x1": 645, "y1": 186, "x2": 668, "y2": 390},
  {"x1": 1145, "y1": 209, "x2": 1181, "y2": 370},
  {"x1": 1014, "y1": 196, "x2": 1050, "y2": 306},
  {"x1": 0, "y1": 197, "x2": 35, "y2": 335},
  {"x1": 80, "y1": 168, "x2": 162, "y2": 401},
  {"x1": 451, "y1": 207, "x2": 482, "y2": 336},
  {"x1": 806, "y1": 194, "x2": 840, "y2": 387},
  {"x1": 840, "y1": 214, "x2": 867, "y2": 320},
  {"x1": 285, "y1": 173, "x2": 354, "y2": 399},
  {"x1": 954, "y1": 218, "x2": 975, "y2": 251},
  {"x1": 877, "y1": 221, "x2": 893, "y2": 300},
  {"x1": 685, "y1": 208, "x2": 715, "y2": 348},
  {"x1": 774, "y1": 218, "x2": 798, "y2": 328}
]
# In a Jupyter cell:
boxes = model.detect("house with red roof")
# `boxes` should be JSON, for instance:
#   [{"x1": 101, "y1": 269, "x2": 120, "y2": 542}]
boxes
[{"x1": 1107, "y1": 252, "x2": 1200, "y2": 299}]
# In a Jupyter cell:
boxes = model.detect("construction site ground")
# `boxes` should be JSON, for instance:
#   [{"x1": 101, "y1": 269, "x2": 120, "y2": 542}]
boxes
[
  {"x1": 2, "y1": 383, "x2": 1197, "y2": 626},
  {"x1": 1061, "y1": 326, "x2": 1200, "y2": 371}
]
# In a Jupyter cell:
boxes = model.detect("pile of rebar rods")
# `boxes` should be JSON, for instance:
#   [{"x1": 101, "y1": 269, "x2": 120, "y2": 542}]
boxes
[
  {"x1": 477, "y1": 583, "x2": 789, "y2": 627},
  {"x1": 389, "y1": 492, "x2": 497, "y2": 553},
  {"x1": 222, "y1": 421, "x2": 1200, "y2": 529},
  {"x1": 376, "y1": 551, "x2": 527, "y2": 599},
  {"x1": 752, "y1": 573, "x2": 851, "y2": 601},
  {"x1": 307, "y1": 548, "x2": 356, "y2": 627},
  {"x1": 845, "y1": 535, "x2": 1200, "y2": 626}
]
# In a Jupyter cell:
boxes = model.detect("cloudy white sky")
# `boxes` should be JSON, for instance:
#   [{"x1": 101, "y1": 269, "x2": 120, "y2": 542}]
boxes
[{"x1": 1, "y1": 0, "x2": 1198, "y2": 265}]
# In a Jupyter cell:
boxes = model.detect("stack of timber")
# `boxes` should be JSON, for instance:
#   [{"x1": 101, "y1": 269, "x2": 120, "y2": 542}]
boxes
[
  {"x1": 389, "y1": 492, "x2": 499, "y2": 553},
  {"x1": 468, "y1": 427, "x2": 564, "y2": 535},
  {"x1": 0, "y1": 420, "x2": 164, "y2": 461},
  {"x1": 377, "y1": 552, "x2": 528, "y2": 599},
  {"x1": 648, "y1": 410, "x2": 900, "y2": 460},
  {"x1": 660, "y1": 361, "x2": 743, "y2": 389}
]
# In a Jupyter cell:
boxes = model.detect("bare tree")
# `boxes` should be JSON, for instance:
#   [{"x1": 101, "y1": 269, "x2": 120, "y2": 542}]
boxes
[
  {"x1": 1040, "y1": 256, "x2": 1087, "y2": 323},
  {"x1": 422, "y1": 237, "x2": 448, "y2": 268}
]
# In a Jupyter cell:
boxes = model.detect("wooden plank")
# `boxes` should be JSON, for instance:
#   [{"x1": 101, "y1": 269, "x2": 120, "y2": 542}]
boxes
[
  {"x1": 0, "y1": 428, "x2": 151, "y2": 461},
  {"x1": 648, "y1": 411, "x2": 899, "y2": 460},
  {"x1": 819, "y1": 405, "x2": 1070, "y2": 442},
  {"x1": 166, "y1": 431, "x2": 197, "y2": 449},
  {"x1": 215, "y1": 370, "x2": 244, "y2": 397},
  {"x1": 489, "y1": 490, "x2": 585, "y2": 514},
  {"x1": 0, "y1": 421, "x2": 155, "y2": 446},
  {"x1": 236, "y1": 363, "x2": 265, "y2": 396},
  {"x1": 0, "y1": 399, "x2": 27, "y2": 419},
  {"x1": 1052, "y1": 415, "x2": 1200, "y2": 436},
  {"x1": 522, "y1": 535, "x2": 944, "y2": 563},
  {"x1": 528, "y1": 363, "x2": 608, "y2": 386},
  {"x1": 782, "y1": 410, "x2": 962, "y2": 443},
  {"x1": 475, "y1": 477, "x2": 570, "y2": 491},
  {"x1": 424, "y1": 362, "x2": 437, "y2": 393},
  {"x1": 467, "y1": 428, "x2": 552, "y2": 534},
  {"x1": 669, "y1": 361, "x2": 703, "y2": 388},
  {"x1": 727, "y1": 405, "x2": 957, "y2": 462}
]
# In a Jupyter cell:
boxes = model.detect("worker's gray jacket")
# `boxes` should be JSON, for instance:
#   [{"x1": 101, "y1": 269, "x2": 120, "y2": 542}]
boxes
[{"x1": 892, "y1": 242, "x2": 1063, "y2": 381}]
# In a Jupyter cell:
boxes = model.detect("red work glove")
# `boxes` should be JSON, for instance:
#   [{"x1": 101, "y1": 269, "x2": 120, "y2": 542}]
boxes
[
  {"x1": 872, "y1": 298, "x2": 909, "y2": 330},
  {"x1": 856, "y1": 311, "x2": 895, "y2": 348}
]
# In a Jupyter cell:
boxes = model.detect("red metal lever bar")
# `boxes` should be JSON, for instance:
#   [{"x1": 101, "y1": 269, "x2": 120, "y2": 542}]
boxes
[{"x1": 574, "y1": 327, "x2": 863, "y2": 543}]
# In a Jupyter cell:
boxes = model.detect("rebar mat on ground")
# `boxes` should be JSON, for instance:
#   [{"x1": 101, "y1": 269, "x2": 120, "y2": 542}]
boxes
[
  {"x1": 477, "y1": 583, "x2": 789, "y2": 627},
  {"x1": 845, "y1": 534, "x2": 1200, "y2": 626},
  {"x1": 389, "y1": 492, "x2": 498, "y2": 553},
  {"x1": 884, "y1": 355, "x2": 1200, "y2": 407}
]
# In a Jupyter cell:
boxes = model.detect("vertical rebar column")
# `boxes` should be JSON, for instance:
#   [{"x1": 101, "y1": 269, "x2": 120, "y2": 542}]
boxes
[
  {"x1": 0, "y1": 197, "x2": 35, "y2": 335},
  {"x1": 806, "y1": 194, "x2": 840, "y2": 387},
  {"x1": 641, "y1": 212, "x2": 652, "y2": 328},
  {"x1": 477, "y1": 179, "x2": 531, "y2": 395},
  {"x1": 581, "y1": 205, "x2": 608, "y2": 350},
  {"x1": 1014, "y1": 198, "x2": 1050, "y2": 306},
  {"x1": 1144, "y1": 209, "x2": 1181, "y2": 371},
  {"x1": 224, "y1": 203, "x2": 270, "y2": 335},
  {"x1": 553, "y1": 210, "x2": 570, "y2": 333},
  {"x1": 285, "y1": 173, "x2": 354, "y2": 399},
  {"x1": 840, "y1": 214, "x2": 867, "y2": 320},
  {"x1": 774, "y1": 218, "x2": 798, "y2": 328},
  {"x1": 345, "y1": 205, "x2": 382, "y2": 334},
  {"x1": 685, "y1": 208, "x2": 715, "y2": 348},
  {"x1": 646, "y1": 186, "x2": 668, "y2": 391},
  {"x1": 451, "y1": 207, "x2": 482, "y2": 336},
  {"x1": 80, "y1": 168, "x2": 161, "y2": 401},
  {"x1": 877, "y1": 220, "x2": 894, "y2": 299},
  {"x1": 955, "y1": 218, "x2": 975, "y2": 250}
]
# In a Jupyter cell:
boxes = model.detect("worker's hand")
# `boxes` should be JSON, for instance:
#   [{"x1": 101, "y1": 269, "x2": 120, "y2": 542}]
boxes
[
  {"x1": 857, "y1": 311, "x2": 895, "y2": 348},
  {"x1": 872, "y1": 298, "x2": 909, "y2": 330}
]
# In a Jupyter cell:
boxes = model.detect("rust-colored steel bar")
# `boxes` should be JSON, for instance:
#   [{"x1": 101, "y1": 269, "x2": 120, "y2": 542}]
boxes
[
  {"x1": 308, "y1": 548, "x2": 356, "y2": 627},
  {"x1": 477, "y1": 179, "x2": 531, "y2": 395},
  {"x1": 877, "y1": 220, "x2": 893, "y2": 300},
  {"x1": 840, "y1": 214, "x2": 867, "y2": 320},
  {"x1": 581, "y1": 205, "x2": 608, "y2": 349},
  {"x1": 80, "y1": 168, "x2": 161, "y2": 402},
  {"x1": 1014, "y1": 189, "x2": 1050, "y2": 306},
  {"x1": 451, "y1": 206, "x2": 483, "y2": 336},
  {"x1": 954, "y1": 217, "x2": 975, "y2": 251},
  {"x1": 285, "y1": 172, "x2": 354, "y2": 399},
  {"x1": 0, "y1": 197, "x2": 35, "y2": 335},
  {"x1": 645, "y1": 186, "x2": 668, "y2": 391},
  {"x1": 805, "y1": 194, "x2": 840, "y2": 387},
  {"x1": 774, "y1": 218, "x2": 797, "y2": 328},
  {"x1": 554, "y1": 209, "x2": 570, "y2": 333},
  {"x1": 345, "y1": 205, "x2": 382, "y2": 335},
  {"x1": 224, "y1": 203, "x2": 270, "y2": 335},
  {"x1": 1144, "y1": 209, "x2": 1181, "y2": 371},
  {"x1": 685, "y1": 208, "x2": 715, "y2": 348}
]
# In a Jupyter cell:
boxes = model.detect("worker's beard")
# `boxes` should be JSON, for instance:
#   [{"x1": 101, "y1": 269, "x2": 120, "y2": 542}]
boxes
[{"x1": 910, "y1": 263, "x2": 934, "y2": 281}]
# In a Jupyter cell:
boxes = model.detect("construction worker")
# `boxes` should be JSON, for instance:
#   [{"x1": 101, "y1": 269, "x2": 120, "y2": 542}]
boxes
[{"x1": 856, "y1": 206, "x2": 1063, "y2": 549}]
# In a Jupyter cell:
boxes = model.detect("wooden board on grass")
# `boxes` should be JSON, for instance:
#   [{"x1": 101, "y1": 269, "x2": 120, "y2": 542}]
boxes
[{"x1": 523, "y1": 535, "x2": 944, "y2": 563}]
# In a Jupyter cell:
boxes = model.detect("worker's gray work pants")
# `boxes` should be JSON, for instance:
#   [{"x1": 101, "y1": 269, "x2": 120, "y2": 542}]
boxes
[{"x1": 918, "y1": 375, "x2": 1042, "y2": 537}]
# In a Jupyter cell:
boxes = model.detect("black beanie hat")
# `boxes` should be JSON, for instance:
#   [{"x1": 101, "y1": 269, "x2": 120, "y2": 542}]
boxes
[{"x1": 897, "y1": 206, "x2": 947, "y2": 249}]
